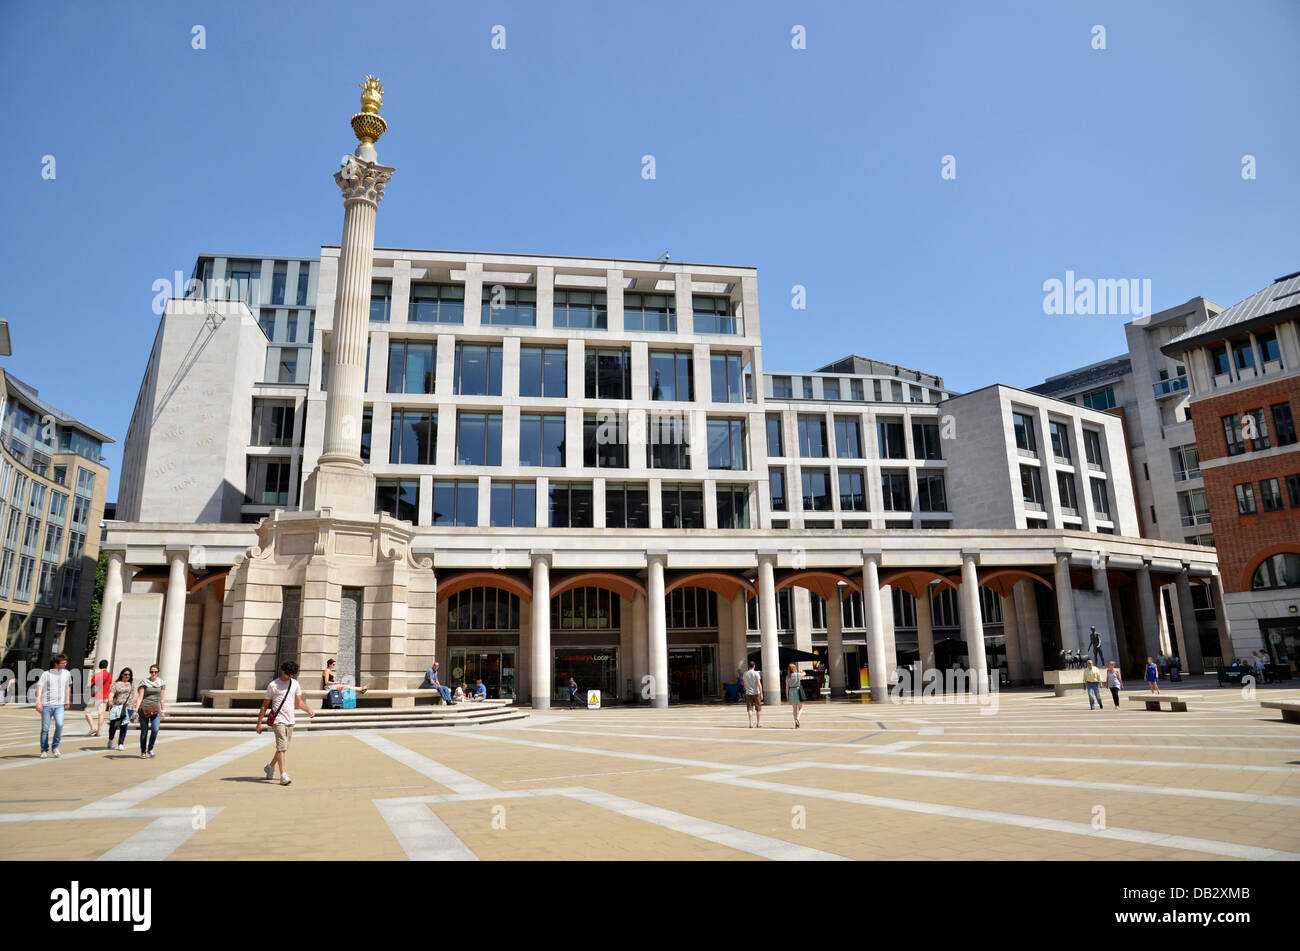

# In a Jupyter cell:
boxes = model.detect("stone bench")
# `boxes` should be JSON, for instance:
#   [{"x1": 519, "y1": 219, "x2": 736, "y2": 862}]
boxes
[
  {"x1": 1127, "y1": 693, "x2": 1188, "y2": 712},
  {"x1": 1260, "y1": 700, "x2": 1300, "y2": 724},
  {"x1": 1043, "y1": 669, "x2": 1087, "y2": 696},
  {"x1": 204, "y1": 688, "x2": 456, "y2": 709}
]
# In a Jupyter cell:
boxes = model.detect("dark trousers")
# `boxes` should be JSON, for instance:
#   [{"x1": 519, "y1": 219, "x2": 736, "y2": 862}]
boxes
[
  {"x1": 108, "y1": 711, "x2": 132, "y2": 746},
  {"x1": 1109, "y1": 687, "x2": 1120, "y2": 708},
  {"x1": 138, "y1": 710, "x2": 161, "y2": 753}
]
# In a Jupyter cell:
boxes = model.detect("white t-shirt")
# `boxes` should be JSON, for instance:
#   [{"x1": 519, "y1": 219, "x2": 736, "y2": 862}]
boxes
[
  {"x1": 742, "y1": 669, "x2": 763, "y2": 696},
  {"x1": 37, "y1": 669, "x2": 73, "y2": 706},
  {"x1": 264, "y1": 678, "x2": 302, "y2": 726}
]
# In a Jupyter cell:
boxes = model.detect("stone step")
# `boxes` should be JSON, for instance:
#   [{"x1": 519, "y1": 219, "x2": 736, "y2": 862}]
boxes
[{"x1": 162, "y1": 710, "x2": 529, "y2": 731}]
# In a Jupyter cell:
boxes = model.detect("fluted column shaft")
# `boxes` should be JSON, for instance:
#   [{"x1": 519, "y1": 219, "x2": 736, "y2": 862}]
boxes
[
  {"x1": 647, "y1": 554, "x2": 668, "y2": 708},
  {"x1": 159, "y1": 552, "x2": 188, "y2": 699},
  {"x1": 961, "y1": 553, "x2": 989, "y2": 694},
  {"x1": 530, "y1": 553, "x2": 551, "y2": 710},
  {"x1": 96, "y1": 552, "x2": 125, "y2": 668},
  {"x1": 862, "y1": 554, "x2": 888, "y2": 701},
  {"x1": 757, "y1": 554, "x2": 781, "y2": 704},
  {"x1": 826, "y1": 588, "x2": 845, "y2": 697}
]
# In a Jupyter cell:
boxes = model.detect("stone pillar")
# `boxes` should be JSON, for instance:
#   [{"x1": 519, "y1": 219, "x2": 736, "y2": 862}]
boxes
[
  {"x1": 1092, "y1": 557, "x2": 1119, "y2": 663},
  {"x1": 1135, "y1": 562, "x2": 1162, "y2": 664},
  {"x1": 647, "y1": 552, "x2": 669, "y2": 708},
  {"x1": 632, "y1": 592, "x2": 649, "y2": 702},
  {"x1": 158, "y1": 550, "x2": 188, "y2": 698},
  {"x1": 916, "y1": 585, "x2": 935, "y2": 671},
  {"x1": 1054, "y1": 551, "x2": 1078, "y2": 653},
  {"x1": 861, "y1": 552, "x2": 888, "y2": 702},
  {"x1": 826, "y1": 584, "x2": 845, "y2": 697},
  {"x1": 881, "y1": 585, "x2": 898, "y2": 685},
  {"x1": 1175, "y1": 567, "x2": 1205, "y2": 674},
  {"x1": 757, "y1": 551, "x2": 781, "y2": 704},
  {"x1": 1014, "y1": 580, "x2": 1044, "y2": 678},
  {"x1": 1001, "y1": 592, "x2": 1023, "y2": 683},
  {"x1": 530, "y1": 551, "x2": 551, "y2": 709},
  {"x1": 96, "y1": 551, "x2": 125, "y2": 668},
  {"x1": 730, "y1": 590, "x2": 748, "y2": 686},
  {"x1": 960, "y1": 552, "x2": 989, "y2": 694},
  {"x1": 1210, "y1": 573, "x2": 1233, "y2": 663},
  {"x1": 197, "y1": 581, "x2": 222, "y2": 696}
]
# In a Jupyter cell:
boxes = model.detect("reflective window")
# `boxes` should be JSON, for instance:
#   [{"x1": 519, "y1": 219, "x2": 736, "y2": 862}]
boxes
[
  {"x1": 661, "y1": 484, "x2": 705, "y2": 528},
  {"x1": 390, "y1": 410, "x2": 436, "y2": 465},
  {"x1": 456, "y1": 412, "x2": 503, "y2": 466},
  {"x1": 388, "y1": 342, "x2": 435, "y2": 394},
  {"x1": 519, "y1": 414, "x2": 566, "y2": 468},
  {"x1": 553, "y1": 290, "x2": 606, "y2": 329},
  {"x1": 481, "y1": 285, "x2": 536, "y2": 326},
  {"x1": 490, "y1": 481, "x2": 536, "y2": 527},
  {"x1": 519, "y1": 347, "x2": 567, "y2": 398},
  {"x1": 650, "y1": 351, "x2": 693, "y2": 402},
  {"x1": 409, "y1": 283, "x2": 465, "y2": 323},
  {"x1": 431, "y1": 480, "x2": 477, "y2": 526},
  {"x1": 454, "y1": 344, "x2": 503, "y2": 396},
  {"x1": 605, "y1": 483, "x2": 650, "y2": 529},
  {"x1": 624, "y1": 293, "x2": 676, "y2": 333}
]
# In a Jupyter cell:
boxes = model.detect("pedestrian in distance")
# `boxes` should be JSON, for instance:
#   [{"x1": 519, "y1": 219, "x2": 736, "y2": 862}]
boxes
[
  {"x1": 84, "y1": 659, "x2": 111, "y2": 736},
  {"x1": 1083, "y1": 659, "x2": 1105, "y2": 711},
  {"x1": 786, "y1": 662, "x2": 803, "y2": 729},
  {"x1": 1145, "y1": 656, "x2": 1160, "y2": 694},
  {"x1": 742, "y1": 660, "x2": 763, "y2": 728},
  {"x1": 1105, "y1": 661, "x2": 1123, "y2": 709},
  {"x1": 567, "y1": 677, "x2": 580, "y2": 708},
  {"x1": 257, "y1": 660, "x2": 315, "y2": 786},
  {"x1": 1170, "y1": 654, "x2": 1182, "y2": 682},
  {"x1": 134, "y1": 665, "x2": 166, "y2": 758},
  {"x1": 105, "y1": 668, "x2": 134, "y2": 750},
  {"x1": 36, "y1": 653, "x2": 73, "y2": 759}
]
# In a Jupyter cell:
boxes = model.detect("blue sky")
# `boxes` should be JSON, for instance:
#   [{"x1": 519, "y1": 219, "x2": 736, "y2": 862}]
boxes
[{"x1": 1, "y1": 0, "x2": 1297, "y2": 497}]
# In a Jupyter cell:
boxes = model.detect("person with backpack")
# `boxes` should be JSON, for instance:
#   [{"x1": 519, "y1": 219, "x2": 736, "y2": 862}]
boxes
[{"x1": 257, "y1": 660, "x2": 315, "y2": 786}]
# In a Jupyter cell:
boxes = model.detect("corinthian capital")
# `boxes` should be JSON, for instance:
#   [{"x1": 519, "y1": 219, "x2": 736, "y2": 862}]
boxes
[{"x1": 335, "y1": 154, "x2": 395, "y2": 204}]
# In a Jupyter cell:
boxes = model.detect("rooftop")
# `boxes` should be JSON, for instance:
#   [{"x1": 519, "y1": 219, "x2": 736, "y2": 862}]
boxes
[
  {"x1": 1, "y1": 370, "x2": 115, "y2": 445},
  {"x1": 1162, "y1": 271, "x2": 1300, "y2": 355},
  {"x1": 1029, "y1": 354, "x2": 1132, "y2": 397}
]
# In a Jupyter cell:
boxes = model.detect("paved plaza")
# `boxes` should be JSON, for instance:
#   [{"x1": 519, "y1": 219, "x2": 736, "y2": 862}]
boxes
[{"x1": 2, "y1": 680, "x2": 1298, "y2": 861}]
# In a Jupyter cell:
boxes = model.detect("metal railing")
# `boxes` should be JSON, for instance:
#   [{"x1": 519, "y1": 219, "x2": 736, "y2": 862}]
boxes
[{"x1": 1152, "y1": 376, "x2": 1189, "y2": 398}]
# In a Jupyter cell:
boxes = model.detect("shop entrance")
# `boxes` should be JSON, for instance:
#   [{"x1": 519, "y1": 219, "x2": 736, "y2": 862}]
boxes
[
  {"x1": 449, "y1": 648, "x2": 517, "y2": 700},
  {"x1": 1262, "y1": 619, "x2": 1299, "y2": 676},
  {"x1": 553, "y1": 649, "x2": 619, "y2": 702},
  {"x1": 669, "y1": 646, "x2": 717, "y2": 703}
]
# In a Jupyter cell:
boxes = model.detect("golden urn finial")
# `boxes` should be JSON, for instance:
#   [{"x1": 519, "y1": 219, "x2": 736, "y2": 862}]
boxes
[{"x1": 350, "y1": 75, "x2": 387, "y2": 151}]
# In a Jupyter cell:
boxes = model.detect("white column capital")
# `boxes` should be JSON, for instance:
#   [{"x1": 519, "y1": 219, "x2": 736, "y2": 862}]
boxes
[
  {"x1": 334, "y1": 155, "x2": 395, "y2": 205},
  {"x1": 529, "y1": 549, "x2": 553, "y2": 567},
  {"x1": 860, "y1": 550, "x2": 882, "y2": 568}
]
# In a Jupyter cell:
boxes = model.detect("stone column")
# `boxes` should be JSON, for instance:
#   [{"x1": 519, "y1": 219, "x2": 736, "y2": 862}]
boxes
[
  {"x1": 196, "y1": 581, "x2": 222, "y2": 696},
  {"x1": 1001, "y1": 592, "x2": 1023, "y2": 683},
  {"x1": 1175, "y1": 567, "x2": 1205, "y2": 674},
  {"x1": 861, "y1": 552, "x2": 888, "y2": 701},
  {"x1": 1092, "y1": 556, "x2": 1118, "y2": 663},
  {"x1": 826, "y1": 583, "x2": 845, "y2": 697},
  {"x1": 730, "y1": 590, "x2": 748, "y2": 686},
  {"x1": 1054, "y1": 551, "x2": 1078, "y2": 653},
  {"x1": 647, "y1": 552, "x2": 669, "y2": 708},
  {"x1": 757, "y1": 551, "x2": 781, "y2": 704},
  {"x1": 916, "y1": 584, "x2": 935, "y2": 671},
  {"x1": 960, "y1": 551, "x2": 989, "y2": 694},
  {"x1": 158, "y1": 550, "x2": 188, "y2": 699},
  {"x1": 96, "y1": 551, "x2": 125, "y2": 668},
  {"x1": 530, "y1": 551, "x2": 551, "y2": 709},
  {"x1": 1014, "y1": 580, "x2": 1044, "y2": 678},
  {"x1": 1135, "y1": 561, "x2": 1162, "y2": 663},
  {"x1": 1209, "y1": 573, "x2": 1233, "y2": 663},
  {"x1": 632, "y1": 591, "x2": 649, "y2": 702}
]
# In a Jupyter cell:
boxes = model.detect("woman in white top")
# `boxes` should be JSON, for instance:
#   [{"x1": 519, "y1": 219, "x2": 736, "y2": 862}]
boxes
[{"x1": 1105, "y1": 661, "x2": 1123, "y2": 709}]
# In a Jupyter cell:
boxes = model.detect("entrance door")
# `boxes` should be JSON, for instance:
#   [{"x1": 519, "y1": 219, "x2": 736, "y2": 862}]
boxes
[
  {"x1": 1261, "y1": 619, "x2": 1300, "y2": 676},
  {"x1": 669, "y1": 649, "x2": 701, "y2": 702},
  {"x1": 449, "y1": 649, "x2": 517, "y2": 699}
]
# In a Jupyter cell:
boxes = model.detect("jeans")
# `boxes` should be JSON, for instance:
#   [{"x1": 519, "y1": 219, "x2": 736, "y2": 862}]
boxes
[
  {"x1": 138, "y1": 710, "x2": 161, "y2": 753},
  {"x1": 1109, "y1": 687, "x2": 1120, "y2": 708},
  {"x1": 1086, "y1": 682, "x2": 1103, "y2": 709},
  {"x1": 108, "y1": 709, "x2": 132, "y2": 746},
  {"x1": 437, "y1": 685, "x2": 452, "y2": 703},
  {"x1": 40, "y1": 705, "x2": 65, "y2": 752}
]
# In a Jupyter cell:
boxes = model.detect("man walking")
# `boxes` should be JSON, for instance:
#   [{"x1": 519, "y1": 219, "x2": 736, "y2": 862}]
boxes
[
  {"x1": 1083, "y1": 659, "x2": 1105, "y2": 711},
  {"x1": 84, "y1": 659, "x2": 111, "y2": 736},
  {"x1": 742, "y1": 660, "x2": 764, "y2": 728},
  {"x1": 256, "y1": 660, "x2": 315, "y2": 786},
  {"x1": 35, "y1": 653, "x2": 73, "y2": 758}
]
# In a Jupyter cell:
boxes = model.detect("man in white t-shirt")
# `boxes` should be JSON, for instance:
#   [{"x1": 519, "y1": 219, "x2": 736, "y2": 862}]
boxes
[
  {"x1": 256, "y1": 660, "x2": 315, "y2": 786},
  {"x1": 741, "y1": 660, "x2": 764, "y2": 729},
  {"x1": 35, "y1": 653, "x2": 73, "y2": 758}
]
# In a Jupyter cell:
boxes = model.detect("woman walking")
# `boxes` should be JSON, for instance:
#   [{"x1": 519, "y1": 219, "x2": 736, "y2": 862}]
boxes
[
  {"x1": 1144, "y1": 656, "x2": 1160, "y2": 694},
  {"x1": 1105, "y1": 661, "x2": 1123, "y2": 709},
  {"x1": 134, "y1": 665, "x2": 166, "y2": 758},
  {"x1": 787, "y1": 663, "x2": 804, "y2": 729},
  {"x1": 105, "y1": 668, "x2": 134, "y2": 750}
]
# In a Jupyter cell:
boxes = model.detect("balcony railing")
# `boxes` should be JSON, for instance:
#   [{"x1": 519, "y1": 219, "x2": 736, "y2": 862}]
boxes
[
  {"x1": 1173, "y1": 468, "x2": 1202, "y2": 482},
  {"x1": 1153, "y1": 375, "x2": 1189, "y2": 399},
  {"x1": 1180, "y1": 513, "x2": 1212, "y2": 527}
]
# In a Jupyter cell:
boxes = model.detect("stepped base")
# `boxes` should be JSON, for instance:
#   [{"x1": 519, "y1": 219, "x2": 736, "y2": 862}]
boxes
[{"x1": 163, "y1": 700, "x2": 526, "y2": 731}]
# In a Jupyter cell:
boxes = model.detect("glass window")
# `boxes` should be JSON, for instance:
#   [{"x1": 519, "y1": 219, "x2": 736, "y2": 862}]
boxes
[
  {"x1": 850, "y1": 379, "x2": 865, "y2": 401},
  {"x1": 519, "y1": 414, "x2": 566, "y2": 468},
  {"x1": 877, "y1": 419, "x2": 906, "y2": 459},
  {"x1": 605, "y1": 483, "x2": 649, "y2": 529},
  {"x1": 623, "y1": 293, "x2": 676, "y2": 333},
  {"x1": 710, "y1": 353, "x2": 746, "y2": 403},
  {"x1": 838, "y1": 470, "x2": 867, "y2": 511},
  {"x1": 1234, "y1": 482, "x2": 1256, "y2": 515},
  {"x1": 766, "y1": 414, "x2": 783, "y2": 456},
  {"x1": 1083, "y1": 429, "x2": 1104, "y2": 468},
  {"x1": 716, "y1": 485, "x2": 749, "y2": 528},
  {"x1": 769, "y1": 468, "x2": 787, "y2": 511},
  {"x1": 409, "y1": 283, "x2": 465, "y2": 323},
  {"x1": 456, "y1": 412, "x2": 503, "y2": 466},
  {"x1": 660, "y1": 484, "x2": 704, "y2": 528},
  {"x1": 448, "y1": 588, "x2": 521, "y2": 631},
  {"x1": 1020, "y1": 465, "x2": 1044, "y2": 509},
  {"x1": 246, "y1": 458, "x2": 292, "y2": 506},
  {"x1": 519, "y1": 347, "x2": 567, "y2": 398},
  {"x1": 549, "y1": 482, "x2": 594, "y2": 528},
  {"x1": 1013, "y1": 412, "x2": 1037, "y2": 453},
  {"x1": 706, "y1": 419, "x2": 746, "y2": 470},
  {"x1": 881, "y1": 471, "x2": 910, "y2": 511},
  {"x1": 834, "y1": 416, "x2": 861, "y2": 458},
  {"x1": 647, "y1": 414, "x2": 691, "y2": 469},
  {"x1": 251, "y1": 399, "x2": 297, "y2": 447},
  {"x1": 1232, "y1": 338, "x2": 1255, "y2": 373},
  {"x1": 1090, "y1": 478, "x2": 1111, "y2": 518},
  {"x1": 270, "y1": 263, "x2": 287, "y2": 305},
  {"x1": 42, "y1": 524, "x2": 62, "y2": 559},
  {"x1": 1246, "y1": 408, "x2": 1271, "y2": 450},
  {"x1": 369, "y1": 281, "x2": 391, "y2": 322},
  {"x1": 693, "y1": 295, "x2": 742, "y2": 335},
  {"x1": 47, "y1": 492, "x2": 67, "y2": 525},
  {"x1": 802, "y1": 378, "x2": 814, "y2": 399},
  {"x1": 584, "y1": 349, "x2": 631, "y2": 400},
  {"x1": 649, "y1": 351, "x2": 692, "y2": 402},
  {"x1": 771, "y1": 376, "x2": 793, "y2": 399},
  {"x1": 801, "y1": 470, "x2": 832, "y2": 511},
  {"x1": 481, "y1": 285, "x2": 536, "y2": 326},
  {"x1": 553, "y1": 289, "x2": 607, "y2": 329},
  {"x1": 912, "y1": 421, "x2": 942, "y2": 460},
  {"x1": 1288, "y1": 474, "x2": 1300, "y2": 508},
  {"x1": 583, "y1": 413, "x2": 628, "y2": 469},
  {"x1": 1222, "y1": 415, "x2": 1245, "y2": 456},
  {"x1": 917, "y1": 472, "x2": 947, "y2": 512},
  {"x1": 296, "y1": 265, "x2": 310, "y2": 306},
  {"x1": 454, "y1": 344, "x2": 503, "y2": 396},
  {"x1": 1212, "y1": 345, "x2": 1231, "y2": 376},
  {"x1": 390, "y1": 410, "x2": 437, "y2": 465},
  {"x1": 553, "y1": 587, "x2": 622, "y2": 630},
  {"x1": 822, "y1": 378, "x2": 840, "y2": 400},
  {"x1": 1049, "y1": 421, "x2": 1071, "y2": 460},
  {"x1": 1259, "y1": 331, "x2": 1281, "y2": 364},
  {"x1": 259, "y1": 309, "x2": 277, "y2": 339},
  {"x1": 1273, "y1": 403, "x2": 1297, "y2": 447},
  {"x1": 360, "y1": 409, "x2": 372, "y2": 463},
  {"x1": 797, "y1": 415, "x2": 828, "y2": 457},
  {"x1": 27, "y1": 483, "x2": 45, "y2": 517},
  {"x1": 1260, "y1": 478, "x2": 1284, "y2": 512},
  {"x1": 1252, "y1": 552, "x2": 1300, "y2": 590},
  {"x1": 490, "y1": 481, "x2": 536, "y2": 527},
  {"x1": 277, "y1": 350, "x2": 298, "y2": 383},
  {"x1": 1057, "y1": 472, "x2": 1079, "y2": 512},
  {"x1": 1081, "y1": 386, "x2": 1116, "y2": 411},
  {"x1": 387, "y1": 342, "x2": 436, "y2": 394},
  {"x1": 431, "y1": 480, "x2": 477, "y2": 526}
]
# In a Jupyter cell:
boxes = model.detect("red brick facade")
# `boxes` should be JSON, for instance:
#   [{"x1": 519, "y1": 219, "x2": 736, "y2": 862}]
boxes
[{"x1": 1190, "y1": 376, "x2": 1300, "y2": 594}]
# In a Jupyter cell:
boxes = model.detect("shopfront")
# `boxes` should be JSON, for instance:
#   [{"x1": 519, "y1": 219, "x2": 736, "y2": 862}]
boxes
[
  {"x1": 1262, "y1": 618, "x2": 1299, "y2": 675},
  {"x1": 669, "y1": 645, "x2": 718, "y2": 702},
  {"x1": 553, "y1": 649, "x2": 619, "y2": 701},
  {"x1": 448, "y1": 648, "x2": 518, "y2": 700}
]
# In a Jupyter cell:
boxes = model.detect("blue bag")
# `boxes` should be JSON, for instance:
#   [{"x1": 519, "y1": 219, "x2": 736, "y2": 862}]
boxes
[{"x1": 341, "y1": 689, "x2": 357, "y2": 709}]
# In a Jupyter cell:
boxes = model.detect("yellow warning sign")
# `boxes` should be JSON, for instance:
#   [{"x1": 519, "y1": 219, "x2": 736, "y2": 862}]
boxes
[{"x1": 587, "y1": 690, "x2": 602, "y2": 709}]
